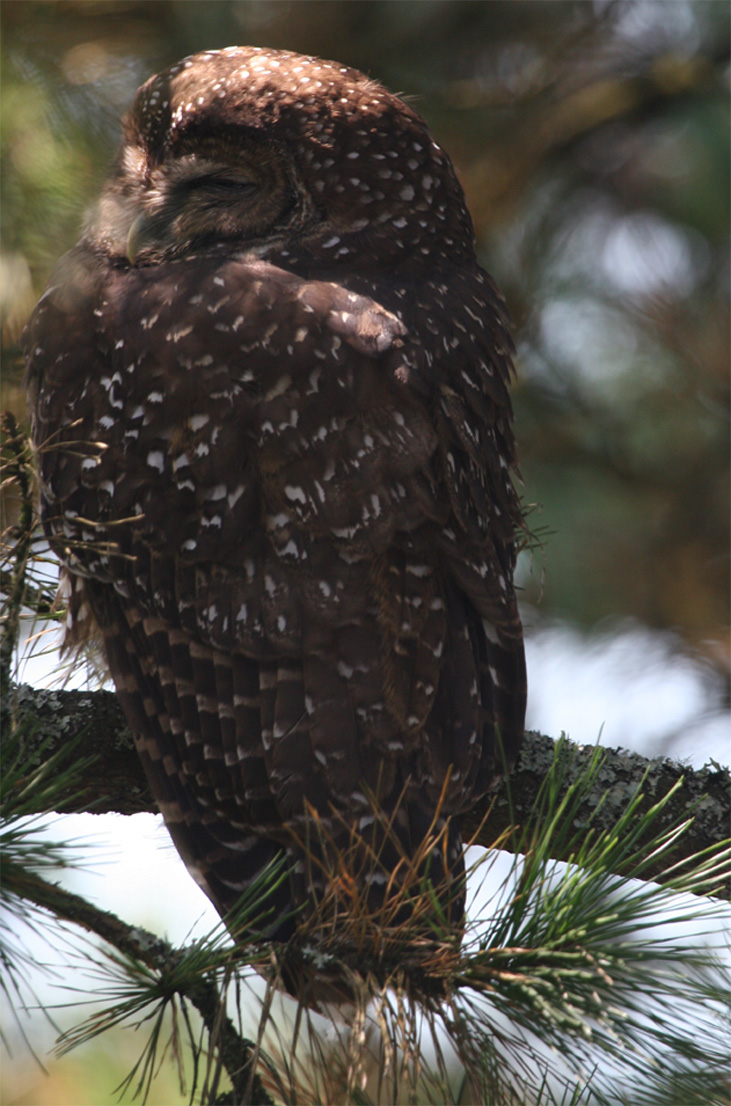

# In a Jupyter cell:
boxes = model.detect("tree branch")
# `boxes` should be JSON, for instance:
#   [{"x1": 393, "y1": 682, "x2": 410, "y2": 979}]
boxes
[
  {"x1": 2, "y1": 859, "x2": 274, "y2": 1106},
  {"x1": 11, "y1": 683, "x2": 730, "y2": 895}
]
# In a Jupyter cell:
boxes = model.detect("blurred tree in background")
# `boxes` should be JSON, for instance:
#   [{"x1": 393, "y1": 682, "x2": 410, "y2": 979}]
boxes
[{"x1": 2, "y1": 0, "x2": 728, "y2": 708}]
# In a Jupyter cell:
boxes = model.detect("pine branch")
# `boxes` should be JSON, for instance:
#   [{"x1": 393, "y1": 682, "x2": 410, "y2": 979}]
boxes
[
  {"x1": 1, "y1": 860, "x2": 274, "y2": 1106},
  {"x1": 10, "y1": 683, "x2": 730, "y2": 896}
]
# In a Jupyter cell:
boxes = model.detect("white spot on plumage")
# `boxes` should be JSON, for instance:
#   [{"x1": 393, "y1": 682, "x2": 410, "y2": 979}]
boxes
[
  {"x1": 265, "y1": 374, "x2": 292, "y2": 400},
  {"x1": 167, "y1": 324, "x2": 194, "y2": 342},
  {"x1": 285, "y1": 485, "x2": 306, "y2": 504},
  {"x1": 483, "y1": 621, "x2": 500, "y2": 644}
]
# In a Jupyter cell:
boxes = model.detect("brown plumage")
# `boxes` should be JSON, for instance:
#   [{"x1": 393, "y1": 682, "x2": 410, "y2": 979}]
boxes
[{"x1": 24, "y1": 47, "x2": 526, "y2": 968}]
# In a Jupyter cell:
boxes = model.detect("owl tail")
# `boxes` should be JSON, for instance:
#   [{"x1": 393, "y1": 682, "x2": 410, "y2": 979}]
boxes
[{"x1": 88, "y1": 580, "x2": 468, "y2": 1002}]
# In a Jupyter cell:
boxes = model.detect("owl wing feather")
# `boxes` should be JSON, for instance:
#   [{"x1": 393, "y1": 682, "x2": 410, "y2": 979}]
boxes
[{"x1": 25, "y1": 245, "x2": 524, "y2": 934}]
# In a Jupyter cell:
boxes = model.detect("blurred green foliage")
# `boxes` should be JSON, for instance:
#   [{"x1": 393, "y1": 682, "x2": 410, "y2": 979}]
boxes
[
  {"x1": 4, "y1": 1030, "x2": 190, "y2": 1104},
  {"x1": 2, "y1": 0, "x2": 729, "y2": 674}
]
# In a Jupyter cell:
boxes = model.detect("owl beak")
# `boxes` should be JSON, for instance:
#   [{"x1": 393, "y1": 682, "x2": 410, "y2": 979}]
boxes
[{"x1": 126, "y1": 213, "x2": 156, "y2": 264}]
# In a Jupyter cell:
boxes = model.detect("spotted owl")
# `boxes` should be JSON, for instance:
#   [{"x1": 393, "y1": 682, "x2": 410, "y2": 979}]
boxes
[{"x1": 24, "y1": 47, "x2": 526, "y2": 968}]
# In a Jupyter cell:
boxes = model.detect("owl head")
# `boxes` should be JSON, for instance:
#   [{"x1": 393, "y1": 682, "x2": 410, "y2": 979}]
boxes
[{"x1": 87, "y1": 46, "x2": 476, "y2": 269}]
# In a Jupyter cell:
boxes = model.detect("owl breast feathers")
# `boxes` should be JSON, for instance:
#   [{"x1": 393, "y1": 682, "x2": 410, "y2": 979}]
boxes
[{"x1": 24, "y1": 46, "x2": 526, "y2": 965}]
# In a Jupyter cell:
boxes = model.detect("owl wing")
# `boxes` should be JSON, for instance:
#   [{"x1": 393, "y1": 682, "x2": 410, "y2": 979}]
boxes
[{"x1": 25, "y1": 248, "x2": 524, "y2": 930}]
